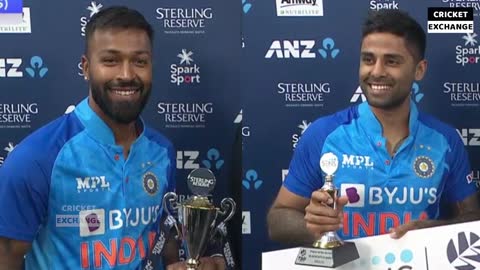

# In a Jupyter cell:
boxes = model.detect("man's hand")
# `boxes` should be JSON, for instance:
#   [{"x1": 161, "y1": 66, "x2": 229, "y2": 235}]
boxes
[
  {"x1": 166, "y1": 256, "x2": 226, "y2": 270},
  {"x1": 304, "y1": 190, "x2": 349, "y2": 238},
  {"x1": 390, "y1": 219, "x2": 445, "y2": 239}
]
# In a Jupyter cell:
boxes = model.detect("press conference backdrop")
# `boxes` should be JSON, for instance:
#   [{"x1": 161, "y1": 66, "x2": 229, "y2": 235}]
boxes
[
  {"x1": 0, "y1": 0, "x2": 242, "y2": 268},
  {"x1": 241, "y1": 1, "x2": 480, "y2": 270},
  {"x1": 1, "y1": 0, "x2": 479, "y2": 270}
]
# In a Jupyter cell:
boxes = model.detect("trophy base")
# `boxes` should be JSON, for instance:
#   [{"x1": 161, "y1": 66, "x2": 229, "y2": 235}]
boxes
[{"x1": 295, "y1": 242, "x2": 359, "y2": 268}]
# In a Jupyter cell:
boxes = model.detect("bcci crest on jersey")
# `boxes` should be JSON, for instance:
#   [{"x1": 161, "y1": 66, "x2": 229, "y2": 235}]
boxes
[
  {"x1": 413, "y1": 156, "x2": 435, "y2": 178},
  {"x1": 143, "y1": 172, "x2": 159, "y2": 196}
]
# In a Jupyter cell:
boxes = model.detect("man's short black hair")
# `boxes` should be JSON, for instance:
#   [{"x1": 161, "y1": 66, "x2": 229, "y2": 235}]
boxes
[
  {"x1": 85, "y1": 6, "x2": 154, "y2": 54},
  {"x1": 362, "y1": 9, "x2": 426, "y2": 61}
]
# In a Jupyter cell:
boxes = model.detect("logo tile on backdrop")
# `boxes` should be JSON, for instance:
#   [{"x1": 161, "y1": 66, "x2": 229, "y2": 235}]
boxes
[
  {"x1": 443, "y1": 81, "x2": 480, "y2": 107},
  {"x1": 170, "y1": 49, "x2": 201, "y2": 86},
  {"x1": 277, "y1": 82, "x2": 331, "y2": 108},
  {"x1": 155, "y1": 7, "x2": 213, "y2": 35},
  {"x1": 0, "y1": 56, "x2": 48, "y2": 78},
  {"x1": 0, "y1": 103, "x2": 39, "y2": 129},
  {"x1": 157, "y1": 102, "x2": 213, "y2": 128},
  {"x1": 265, "y1": 38, "x2": 340, "y2": 59},
  {"x1": 455, "y1": 32, "x2": 479, "y2": 66},
  {"x1": 291, "y1": 120, "x2": 310, "y2": 149},
  {"x1": 275, "y1": 0, "x2": 323, "y2": 16},
  {"x1": 0, "y1": 7, "x2": 31, "y2": 33},
  {"x1": 242, "y1": 169, "x2": 263, "y2": 190},
  {"x1": 0, "y1": 141, "x2": 15, "y2": 167},
  {"x1": 457, "y1": 128, "x2": 480, "y2": 146},
  {"x1": 242, "y1": 211, "x2": 251, "y2": 234},
  {"x1": 369, "y1": 0, "x2": 399, "y2": 10},
  {"x1": 80, "y1": 1, "x2": 103, "y2": 36},
  {"x1": 176, "y1": 148, "x2": 224, "y2": 171}
]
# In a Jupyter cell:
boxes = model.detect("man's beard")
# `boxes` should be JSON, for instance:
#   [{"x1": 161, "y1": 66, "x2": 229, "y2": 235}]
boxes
[{"x1": 90, "y1": 78, "x2": 150, "y2": 124}]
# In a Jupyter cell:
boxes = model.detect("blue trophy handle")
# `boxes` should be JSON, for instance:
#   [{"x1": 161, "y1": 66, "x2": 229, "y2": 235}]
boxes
[{"x1": 162, "y1": 192, "x2": 181, "y2": 239}]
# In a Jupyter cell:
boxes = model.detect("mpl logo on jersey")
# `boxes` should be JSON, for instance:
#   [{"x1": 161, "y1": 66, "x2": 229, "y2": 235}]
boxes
[
  {"x1": 292, "y1": 120, "x2": 311, "y2": 149},
  {"x1": 275, "y1": 0, "x2": 323, "y2": 16},
  {"x1": 369, "y1": 0, "x2": 399, "y2": 10},
  {"x1": 242, "y1": 211, "x2": 251, "y2": 234},
  {"x1": 0, "y1": 141, "x2": 15, "y2": 167},
  {"x1": 277, "y1": 82, "x2": 331, "y2": 107},
  {"x1": 0, "y1": 7, "x2": 31, "y2": 33},
  {"x1": 455, "y1": 32, "x2": 480, "y2": 65},
  {"x1": 265, "y1": 38, "x2": 340, "y2": 59},
  {"x1": 0, "y1": 56, "x2": 48, "y2": 78},
  {"x1": 341, "y1": 154, "x2": 374, "y2": 170},
  {"x1": 177, "y1": 148, "x2": 224, "y2": 171},
  {"x1": 0, "y1": 103, "x2": 38, "y2": 129},
  {"x1": 80, "y1": 1, "x2": 103, "y2": 36},
  {"x1": 157, "y1": 102, "x2": 213, "y2": 128},
  {"x1": 155, "y1": 7, "x2": 213, "y2": 35},
  {"x1": 170, "y1": 49, "x2": 201, "y2": 86},
  {"x1": 457, "y1": 128, "x2": 480, "y2": 146},
  {"x1": 443, "y1": 81, "x2": 480, "y2": 107},
  {"x1": 76, "y1": 176, "x2": 111, "y2": 193}
]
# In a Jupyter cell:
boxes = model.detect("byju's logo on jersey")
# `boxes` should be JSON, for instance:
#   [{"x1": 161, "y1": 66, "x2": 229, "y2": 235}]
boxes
[
  {"x1": 0, "y1": 56, "x2": 48, "y2": 78},
  {"x1": 155, "y1": 7, "x2": 213, "y2": 35},
  {"x1": 341, "y1": 154, "x2": 374, "y2": 169},
  {"x1": 76, "y1": 176, "x2": 111, "y2": 193},
  {"x1": 0, "y1": 142, "x2": 15, "y2": 167},
  {"x1": 292, "y1": 120, "x2": 311, "y2": 149},
  {"x1": 275, "y1": 0, "x2": 323, "y2": 16},
  {"x1": 341, "y1": 184, "x2": 365, "y2": 207},
  {"x1": 447, "y1": 232, "x2": 480, "y2": 269},
  {"x1": 456, "y1": 32, "x2": 480, "y2": 66},
  {"x1": 79, "y1": 209, "x2": 105, "y2": 237},
  {"x1": 369, "y1": 0, "x2": 399, "y2": 10},
  {"x1": 171, "y1": 49, "x2": 201, "y2": 86},
  {"x1": 457, "y1": 128, "x2": 480, "y2": 146},
  {"x1": 80, "y1": 1, "x2": 103, "y2": 36},
  {"x1": 265, "y1": 38, "x2": 340, "y2": 59}
]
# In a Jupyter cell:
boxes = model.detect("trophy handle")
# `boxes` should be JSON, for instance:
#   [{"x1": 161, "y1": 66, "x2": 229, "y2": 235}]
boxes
[
  {"x1": 162, "y1": 192, "x2": 181, "y2": 239},
  {"x1": 218, "y1": 197, "x2": 236, "y2": 223}
]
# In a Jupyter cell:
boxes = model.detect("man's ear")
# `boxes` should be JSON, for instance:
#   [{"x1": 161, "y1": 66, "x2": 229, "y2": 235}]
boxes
[
  {"x1": 414, "y1": 59, "x2": 427, "y2": 81},
  {"x1": 81, "y1": 55, "x2": 89, "y2": 80}
]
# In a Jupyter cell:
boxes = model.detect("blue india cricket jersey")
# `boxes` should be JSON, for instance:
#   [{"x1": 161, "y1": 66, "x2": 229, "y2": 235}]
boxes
[
  {"x1": 0, "y1": 98, "x2": 175, "y2": 269},
  {"x1": 284, "y1": 100, "x2": 476, "y2": 239}
]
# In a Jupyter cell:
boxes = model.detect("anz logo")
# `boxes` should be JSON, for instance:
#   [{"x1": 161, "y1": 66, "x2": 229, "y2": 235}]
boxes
[
  {"x1": 265, "y1": 38, "x2": 340, "y2": 59},
  {"x1": 176, "y1": 148, "x2": 224, "y2": 170},
  {"x1": 457, "y1": 128, "x2": 480, "y2": 146},
  {"x1": 0, "y1": 56, "x2": 48, "y2": 78}
]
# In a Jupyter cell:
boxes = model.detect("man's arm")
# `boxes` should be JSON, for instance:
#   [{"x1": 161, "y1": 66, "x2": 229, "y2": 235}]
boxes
[
  {"x1": 0, "y1": 237, "x2": 31, "y2": 270},
  {"x1": 267, "y1": 186, "x2": 347, "y2": 246},
  {"x1": 392, "y1": 192, "x2": 480, "y2": 238}
]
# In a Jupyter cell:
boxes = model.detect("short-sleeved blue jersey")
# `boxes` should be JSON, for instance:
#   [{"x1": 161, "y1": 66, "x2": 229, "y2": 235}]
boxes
[
  {"x1": 284, "y1": 100, "x2": 476, "y2": 239},
  {"x1": 0, "y1": 98, "x2": 176, "y2": 269}
]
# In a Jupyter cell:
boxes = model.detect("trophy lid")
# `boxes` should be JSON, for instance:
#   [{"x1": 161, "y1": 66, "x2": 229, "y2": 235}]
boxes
[
  {"x1": 184, "y1": 195, "x2": 216, "y2": 209},
  {"x1": 320, "y1": 152, "x2": 339, "y2": 176},
  {"x1": 187, "y1": 168, "x2": 216, "y2": 196}
]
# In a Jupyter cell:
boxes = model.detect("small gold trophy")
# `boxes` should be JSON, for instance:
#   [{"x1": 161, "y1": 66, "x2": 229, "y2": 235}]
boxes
[
  {"x1": 163, "y1": 168, "x2": 236, "y2": 270},
  {"x1": 295, "y1": 152, "x2": 359, "y2": 268}
]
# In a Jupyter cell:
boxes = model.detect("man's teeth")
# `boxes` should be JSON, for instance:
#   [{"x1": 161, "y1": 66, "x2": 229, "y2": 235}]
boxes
[
  {"x1": 113, "y1": 90, "x2": 136, "y2": 96},
  {"x1": 371, "y1": 84, "x2": 390, "y2": 90}
]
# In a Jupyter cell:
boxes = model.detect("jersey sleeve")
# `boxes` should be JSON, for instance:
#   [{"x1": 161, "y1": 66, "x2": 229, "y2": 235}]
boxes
[
  {"x1": 283, "y1": 124, "x2": 324, "y2": 199},
  {"x1": 0, "y1": 143, "x2": 49, "y2": 242},
  {"x1": 442, "y1": 132, "x2": 477, "y2": 203}
]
